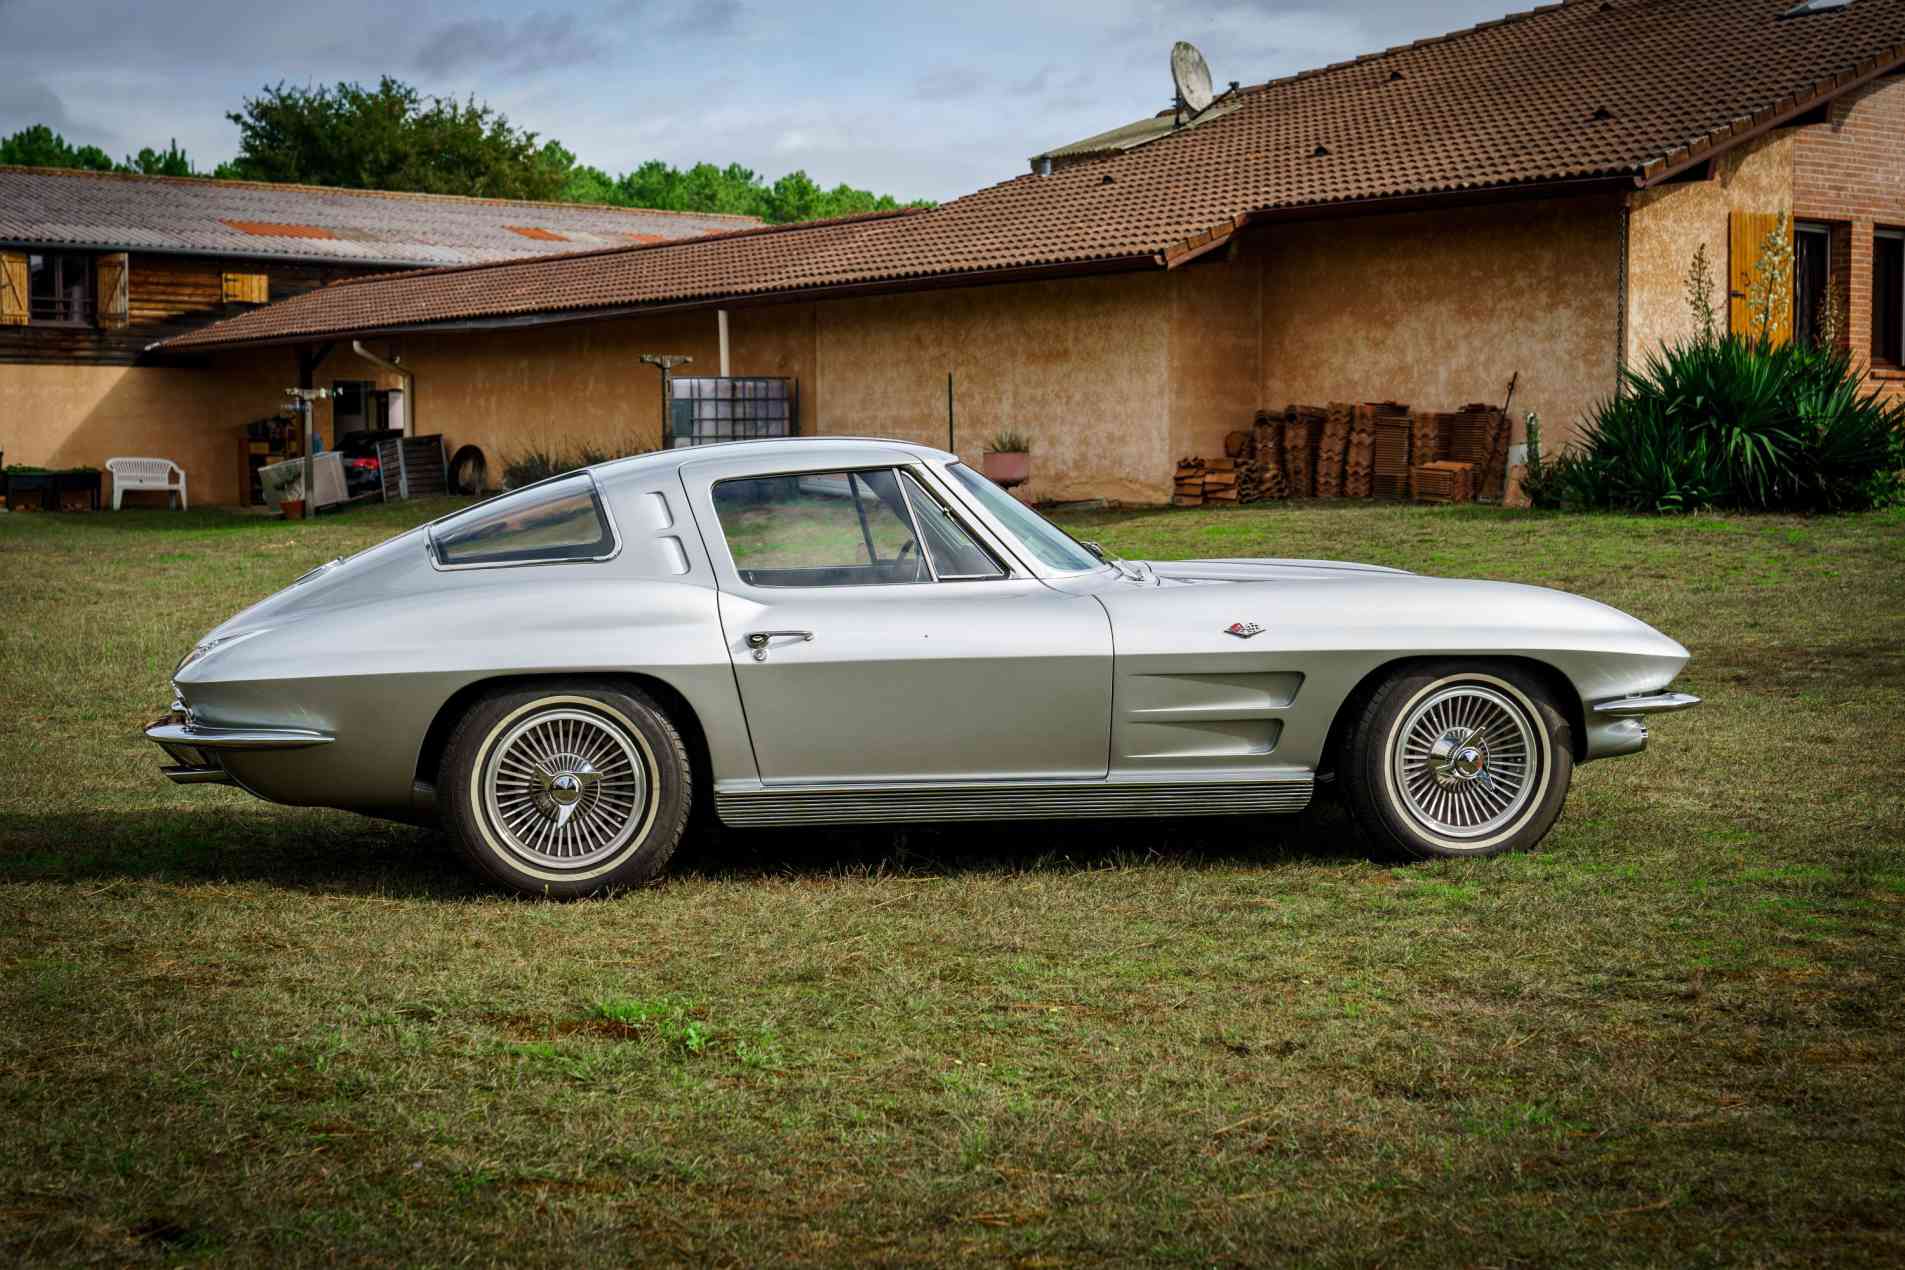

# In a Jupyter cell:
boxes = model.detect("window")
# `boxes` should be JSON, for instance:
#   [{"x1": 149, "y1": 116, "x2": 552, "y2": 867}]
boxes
[
  {"x1": 27, "y1": 253, "x2": 93, "y2": 324},
  {"x1": 945, "y1": 463, "x2": 1101, "y2": 573},
  {"x1": 1874, "y1": 230, "x2": 1904, "y2": 366},
  {"x1": 897, "y1": 471, "x2": 1005, "y2": 580},
  {"x1": 429, "y1": 474, "x2": 616, "y2": 567},
  {"x1": 1794, "y1": 223, "x2": 1831, "y2": 348},
  {"x1": 714, "y1": 468, "x2": 936, "y2": 587}
]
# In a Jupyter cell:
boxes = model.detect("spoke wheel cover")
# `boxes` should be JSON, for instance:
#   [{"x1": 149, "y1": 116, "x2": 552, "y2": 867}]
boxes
[
  {"x1": 1390, "y1": 683, "x2": 1539, "y2": 842},
  {"x1": 480, "y1": 706, "x2": 651, "y2": 870}
]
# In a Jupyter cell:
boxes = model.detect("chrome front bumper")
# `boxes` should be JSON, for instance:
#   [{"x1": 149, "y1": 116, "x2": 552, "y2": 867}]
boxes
[
  {"x1": 1583, "y1": 691, "x2": 1701, "y2": 760},
  {"x1": 146, "y1": 706, "x2": 333, "y2": 785}
]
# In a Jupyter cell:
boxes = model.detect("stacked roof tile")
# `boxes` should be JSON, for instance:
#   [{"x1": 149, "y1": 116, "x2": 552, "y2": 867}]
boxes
[
  {"x1": 164, "y1": 0, "x2": 1905, "y2": 352},
  {"x1": 0, "y1": 167, "x2": 757, "y2": 267}
]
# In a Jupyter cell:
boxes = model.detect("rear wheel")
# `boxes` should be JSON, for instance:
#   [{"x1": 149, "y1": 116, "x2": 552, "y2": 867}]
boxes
[
  {"x1": 441, "y1": 682, "x2": 691, "y2": 896},
  {"x1": 1340, "y1": 661, "x2": 1572, "y2": 860}
]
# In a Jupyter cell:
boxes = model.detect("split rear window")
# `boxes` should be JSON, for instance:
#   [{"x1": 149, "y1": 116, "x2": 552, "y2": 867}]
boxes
[{"x1": 429, "y1": 473, "x2": 616, "y2": 567}]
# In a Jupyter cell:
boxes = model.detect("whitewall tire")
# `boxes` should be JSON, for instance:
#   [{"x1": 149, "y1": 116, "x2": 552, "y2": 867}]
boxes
[
  {"x1": 441, "y1": 682, "x2": 691, "y2": 896},
  {"x1": 1340, "y1": 661, "x2": 1573, "y2": 860}
]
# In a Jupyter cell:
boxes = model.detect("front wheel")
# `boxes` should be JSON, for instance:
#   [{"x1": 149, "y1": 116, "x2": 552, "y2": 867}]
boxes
[
  {"x1": 1339, "y1": 661, "x2": 1573, "y2": 860},
  {"x1": 440, "y1": 682, "x2": 691, "y2": 896}
]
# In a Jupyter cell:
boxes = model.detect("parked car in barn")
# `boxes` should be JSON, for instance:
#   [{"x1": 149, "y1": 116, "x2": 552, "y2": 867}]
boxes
[{"x1": 148, "y1": 438, "x2": 1698, "y2": 896}]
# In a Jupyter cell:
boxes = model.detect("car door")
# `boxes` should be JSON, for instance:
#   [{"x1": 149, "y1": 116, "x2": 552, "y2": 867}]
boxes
[{"x1": 680, "y1": 453, "x2": 1113, "y2": 785}]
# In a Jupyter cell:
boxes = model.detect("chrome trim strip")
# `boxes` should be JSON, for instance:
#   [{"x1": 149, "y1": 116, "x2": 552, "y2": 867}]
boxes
[
  {"x1": 146, "y1": 720, "x2": 334, "y2": 750},
  {"x1": 1592, "y1": 692, "x2": 1701, "y2": 716},
  {"x1": 161, "y1": 765, "x2": 237, "y2": 785},
  {"x1": 715, "y1": 777, "x2": 1313, "y2": 827}
]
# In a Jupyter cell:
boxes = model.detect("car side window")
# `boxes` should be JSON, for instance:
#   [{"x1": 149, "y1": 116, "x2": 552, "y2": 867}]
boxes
[
  {"x1": 429, "y1": 473, "x2": 615, "y2": 568},
  {"x1": 714, "y1": 468, "x2": 931, "y2": 587},
  {"x1": 898, "y1": 471, "x2": 1006, "y2": 580}
]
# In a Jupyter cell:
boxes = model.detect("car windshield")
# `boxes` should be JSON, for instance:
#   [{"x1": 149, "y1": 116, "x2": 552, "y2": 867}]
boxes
[{"x1": 945, "y1": 463, "x2": 1101, "y2": 573}]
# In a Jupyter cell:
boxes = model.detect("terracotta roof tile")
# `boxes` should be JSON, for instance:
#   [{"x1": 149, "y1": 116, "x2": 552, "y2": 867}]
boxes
[{"x1": 164, "y1": 0, "x2": 1905, "y2": 352}]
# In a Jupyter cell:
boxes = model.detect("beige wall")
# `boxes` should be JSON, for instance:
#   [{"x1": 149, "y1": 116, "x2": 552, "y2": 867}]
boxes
[
  {"x1": 1169, "y1": 248, "x2": 1264, "y2": 466},
  {"x1": 3, "y1": 359, "x2": 298, "y2": 506},
  {"x1": 132, "y1": 272, "x2": 1180, "y2": 507},
  {"x1": 813, "y1": 273, "x2": 1173, "y2": 503},
  {"x1": 1258, "y1": 195, "x2": 1626, "y2": 449},
  {"x1": 1626, "y1": 130, "x2": 1795, "y2": 365}
]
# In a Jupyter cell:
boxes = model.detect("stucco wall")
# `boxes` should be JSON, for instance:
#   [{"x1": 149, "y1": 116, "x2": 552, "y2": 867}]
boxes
[
  {"x1": 813, "y1": 272, "x2": 1173, "y2": 503},
  {"x1": 166, "y1": 272, "x2": 1176, "y2": 506},
  {"x1": 3, "y1": 359, "x2": 303, "y2": 506},
  {"x1": 1169, "y1": 250, "x2": 1263, "y2": 466},
  {"x1": 1626, "y1": 130, "x2": 1795, "y2": 364},
  {"x1": 1258, "y1": 195, "x2": 1624, "y2": 448}
]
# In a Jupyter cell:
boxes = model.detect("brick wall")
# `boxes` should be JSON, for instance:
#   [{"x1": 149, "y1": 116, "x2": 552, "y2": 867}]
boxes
[{"x1": 1794, "y1": 73, "x2": 1905, "y2": 403}]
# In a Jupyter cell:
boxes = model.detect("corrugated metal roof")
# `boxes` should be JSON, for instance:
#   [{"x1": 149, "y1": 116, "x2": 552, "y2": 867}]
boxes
[{"x1": 0, "y1": 167, "x2": 759, "y2": 267}]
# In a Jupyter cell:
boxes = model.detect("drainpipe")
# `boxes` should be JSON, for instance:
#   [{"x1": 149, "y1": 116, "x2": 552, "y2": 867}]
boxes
[
  {"x1": 717, "y1": 309, "x2": 731, "y2": 377},
  {"x1": 351, "y1": 340, "x2": 414, "y2": 437}
]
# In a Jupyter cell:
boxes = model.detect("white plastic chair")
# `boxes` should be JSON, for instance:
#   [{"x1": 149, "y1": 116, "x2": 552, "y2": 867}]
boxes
[{"x1": 106, "y1": 457, "x2": 188, "y2": 510}]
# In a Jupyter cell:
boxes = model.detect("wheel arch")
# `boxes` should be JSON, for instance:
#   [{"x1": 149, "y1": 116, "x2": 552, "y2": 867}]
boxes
[
  {"x1": 1318, "y1": 654, "x2": 1588, "y2": 778},
  {"x1": 414, "y1": 671, "x2": 714, "y2": 813}
]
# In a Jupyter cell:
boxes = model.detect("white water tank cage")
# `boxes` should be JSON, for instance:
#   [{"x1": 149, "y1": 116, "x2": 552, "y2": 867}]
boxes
[{"x1": 666, "y1": 377, "x2": 799, "y2": 448}]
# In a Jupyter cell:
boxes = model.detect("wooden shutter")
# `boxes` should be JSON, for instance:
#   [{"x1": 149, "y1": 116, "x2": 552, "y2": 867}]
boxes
[
  {"x1": 95, "y1": 252, "x2": 130, "y2": 329},
  {"x1": 1728, "y1": 211, "x2": 1792, "y2": 344},
  {"x1": 0, "y1": 252, "x2": 26, "y2": 326},
  {"x1": 223, "y1": 272, "x2": 269, "y2": 304}
]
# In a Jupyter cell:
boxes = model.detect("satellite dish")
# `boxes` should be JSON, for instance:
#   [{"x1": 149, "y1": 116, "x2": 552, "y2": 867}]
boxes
[{"x1": 1171, "y1": 41, "x2": 1214, "y2": 117}]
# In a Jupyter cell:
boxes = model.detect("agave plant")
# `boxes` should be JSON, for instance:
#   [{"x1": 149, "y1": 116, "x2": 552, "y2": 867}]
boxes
[{"x1": 1552, "y1": 333, "x2": 1904, "y2": 513}]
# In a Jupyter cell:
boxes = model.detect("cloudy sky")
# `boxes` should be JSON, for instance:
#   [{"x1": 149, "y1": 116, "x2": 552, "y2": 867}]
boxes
[{"x1": 1, "y1": 0, "x2": 1514, "y2": 202}]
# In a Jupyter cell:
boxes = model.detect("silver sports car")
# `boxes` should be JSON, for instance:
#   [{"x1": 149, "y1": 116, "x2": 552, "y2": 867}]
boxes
[{"x1": 148, "y1": 437, "x2": 1698, "y2": 896}]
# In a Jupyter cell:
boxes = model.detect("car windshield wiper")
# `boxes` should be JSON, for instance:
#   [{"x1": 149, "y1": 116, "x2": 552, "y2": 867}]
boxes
[{"x1": 1082, "y1": 540, "x2": 1149, "y2": 582}]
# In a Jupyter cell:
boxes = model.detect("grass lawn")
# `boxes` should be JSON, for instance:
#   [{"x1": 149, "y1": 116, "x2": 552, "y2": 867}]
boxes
[{"x1": 2, "y1": 497, "x2": 1902, "y2": 1265}]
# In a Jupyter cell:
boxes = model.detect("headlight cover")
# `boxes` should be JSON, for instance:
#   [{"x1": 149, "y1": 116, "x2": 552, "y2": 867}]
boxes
[{"x1": 173, "y1": 628, "x2": 271, "y2": 679}]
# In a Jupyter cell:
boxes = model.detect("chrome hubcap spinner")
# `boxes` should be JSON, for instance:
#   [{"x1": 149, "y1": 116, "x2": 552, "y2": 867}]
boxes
[
  {"x1": 482, "y1": 708, "x2": 649, "y2": 869},
  {"x1": 1393, "y1": 684, "x2": 1538, "y2": 840}
]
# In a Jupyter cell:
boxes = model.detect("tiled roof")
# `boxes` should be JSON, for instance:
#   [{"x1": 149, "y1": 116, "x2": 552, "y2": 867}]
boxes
[
  {"x1": 0, "y1": 167, "x2": 757, "y2": 267},
  {"x1": 165, "y1": 0, "x2": 1905, "y2": 352}
]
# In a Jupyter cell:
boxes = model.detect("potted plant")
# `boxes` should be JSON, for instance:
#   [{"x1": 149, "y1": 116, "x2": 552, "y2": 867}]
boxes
[
  {"x1": 982, "y1": 430, "x2": 1032, "y2": 489},
  {"x1": 264, "y1": 465, "x2": 305, "y2": 519}
]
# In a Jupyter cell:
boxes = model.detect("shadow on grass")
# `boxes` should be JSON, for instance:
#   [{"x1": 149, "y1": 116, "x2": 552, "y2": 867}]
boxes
[{"x1": 0, "y1": 797, "x2": 1380, "y2": 897}]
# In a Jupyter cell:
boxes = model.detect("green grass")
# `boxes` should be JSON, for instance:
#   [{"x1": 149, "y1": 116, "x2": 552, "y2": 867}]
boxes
[{"x1": 2, "y1": 498, "x2": 1903, "y2": 1265}]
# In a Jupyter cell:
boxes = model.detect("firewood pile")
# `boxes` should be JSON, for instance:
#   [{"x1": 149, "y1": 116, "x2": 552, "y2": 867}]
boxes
[{"x1": 1172, "y1": 397, "x2": 1509, "y2": 508}]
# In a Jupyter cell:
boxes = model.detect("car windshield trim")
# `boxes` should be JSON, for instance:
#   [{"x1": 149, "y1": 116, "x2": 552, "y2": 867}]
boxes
[{"x1": 943, "y1": 463, "x2": 1104, "y2": 575}]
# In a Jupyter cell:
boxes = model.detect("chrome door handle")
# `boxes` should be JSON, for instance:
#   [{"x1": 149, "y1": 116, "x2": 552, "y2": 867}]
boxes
[{"x1": 746, "y1": 630, "x2": 814, "y2": 660}]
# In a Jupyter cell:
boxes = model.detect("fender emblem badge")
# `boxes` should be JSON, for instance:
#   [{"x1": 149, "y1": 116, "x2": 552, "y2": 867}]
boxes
[{"x1": 1225, "y1": 621, "x2": 1264, "y2": 639}]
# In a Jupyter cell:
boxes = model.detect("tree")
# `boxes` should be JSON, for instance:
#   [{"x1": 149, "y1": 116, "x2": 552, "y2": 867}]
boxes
[
  {"x1": 0, "y1": 124, "x2": 117, "y2": 172},
  {"x1": 217, "y1": 77, "x2": 568, "y2": 200},
  {"x1": 125, "y1": 140, "x2": 195, "y2": 177},
  {"x1": 1, "y1": 124, "x2": 199, "y2": 177}
]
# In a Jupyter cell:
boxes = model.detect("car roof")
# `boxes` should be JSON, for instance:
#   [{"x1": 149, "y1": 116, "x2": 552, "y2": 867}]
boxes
[{"x1": 591, "y1": 436, "x2": 957, "y2": 483}]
